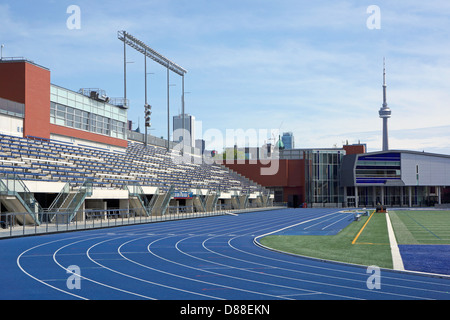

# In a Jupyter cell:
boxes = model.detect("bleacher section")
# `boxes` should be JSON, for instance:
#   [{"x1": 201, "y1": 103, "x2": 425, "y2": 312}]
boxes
[{"x1": 0, "y1": 133, "x2": 265, "y2": 199}]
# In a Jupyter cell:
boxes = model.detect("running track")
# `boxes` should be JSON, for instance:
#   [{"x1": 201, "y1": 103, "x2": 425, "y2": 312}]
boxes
[{"x1": 1, "y1": 208, "x2": 450, "y2": 300}]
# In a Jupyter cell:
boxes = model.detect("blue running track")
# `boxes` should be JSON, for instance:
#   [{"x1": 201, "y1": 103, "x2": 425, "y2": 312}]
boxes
[{"x1": 1, "y1": 208, "x2": 450, "y2": 300}]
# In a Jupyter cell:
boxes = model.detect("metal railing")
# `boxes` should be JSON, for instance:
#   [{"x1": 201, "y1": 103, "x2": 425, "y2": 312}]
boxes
[{"x1": 0, "y1": 205, "x2": 282, "y2": 238}]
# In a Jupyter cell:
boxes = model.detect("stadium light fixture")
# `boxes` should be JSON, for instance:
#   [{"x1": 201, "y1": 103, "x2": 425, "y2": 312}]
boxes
[
  {"x1": 118, "y1": 30, "x2": 187, "y2": 77},
  {"x1": 118, "y1": 30, "x2": 187, "y2": 150}
]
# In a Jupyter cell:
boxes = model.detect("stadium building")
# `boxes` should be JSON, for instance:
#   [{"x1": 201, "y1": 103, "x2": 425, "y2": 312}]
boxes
[
  {"x1": 340, "y1": 150, "x2": 450, "y2": 208},
  {"x1": 223, "y1": 145, "x2": 450, "y2": 209},
  {"x1": 0, "y1": 58, "x2": 272, "y2": 227},
  {"x1": 1, "y1": 56, "x2": 450, "y2": 230},
  {"x1": 223, "y1": 61, "x2": 450, "y2": 209},
  {"x1": 222, "y1": 143, "x2": 366, "y2": 208}
]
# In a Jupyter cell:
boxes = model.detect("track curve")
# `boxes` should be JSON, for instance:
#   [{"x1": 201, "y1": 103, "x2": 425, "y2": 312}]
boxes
[{"x1": 4, "y1": 209, "x2": 450, "y2": 300}]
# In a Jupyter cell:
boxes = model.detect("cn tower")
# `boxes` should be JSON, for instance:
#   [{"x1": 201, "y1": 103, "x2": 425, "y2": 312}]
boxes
[{"x1": 379, "y1": 58, "x2": 391, "y2": 151}]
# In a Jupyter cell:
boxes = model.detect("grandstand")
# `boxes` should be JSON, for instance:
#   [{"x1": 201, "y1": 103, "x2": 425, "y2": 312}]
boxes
[
  {"x1": 0, "y1": 57, "x2": 274, "y2": 230},
  {"x1": 0, "y1": 132, "x2": 273, "y2": 228}
]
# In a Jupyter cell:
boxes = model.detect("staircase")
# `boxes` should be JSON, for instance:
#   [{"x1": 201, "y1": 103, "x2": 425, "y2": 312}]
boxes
[{"x1": 0, "y1": 174, "x2": 43, "y2": 225}]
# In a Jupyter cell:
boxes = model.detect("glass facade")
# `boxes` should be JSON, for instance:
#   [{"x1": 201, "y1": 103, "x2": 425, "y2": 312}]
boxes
[
  {"x1": 344, "y1": 152, "x2": 442, "y2": 207},
  {"x1": 355, "y1": 153, "x2": 401, "y2": 184},
  {"x1": 281, "y1": 132, "x2": 294, "y2": 150},
  {"x1": 354, "y1": 186, "x2": 436, "y2": 207},
  {"x1": 0, "y1": 97, "x2": 25, "y2": 118},
  {"x1": 50, "y1": 85, "x2": 127, "y2": 139},
  {"x1": 305, "y1": 149, "x2": 344, "y2": 204}
]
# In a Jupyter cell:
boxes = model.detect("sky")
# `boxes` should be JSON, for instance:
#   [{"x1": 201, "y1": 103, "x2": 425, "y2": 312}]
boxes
[{"x1": 1, "y1": 0, "x2": 450, "y2": 153}]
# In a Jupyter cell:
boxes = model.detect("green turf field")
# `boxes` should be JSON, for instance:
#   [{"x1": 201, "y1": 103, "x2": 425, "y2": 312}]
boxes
[
  {"x1": 260, "y1": 209, "x2": 450, "y2": 269},
  {"x1": 389, "y1": 210, "x2": 450, "y2": 245},
  {"x1": 260, "y1": 212, "x2": 393, "y2": 269}
]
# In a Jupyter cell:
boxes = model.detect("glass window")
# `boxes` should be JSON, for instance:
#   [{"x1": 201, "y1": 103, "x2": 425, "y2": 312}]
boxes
[{"x1": 56, "y1": 110, "x2": 65, "y2": 119}]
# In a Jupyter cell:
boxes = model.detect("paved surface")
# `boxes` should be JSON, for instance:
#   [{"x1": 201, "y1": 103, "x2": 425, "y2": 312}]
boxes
[{"x1": 1, "y1": 209, "x2": 450, "y2": 300}]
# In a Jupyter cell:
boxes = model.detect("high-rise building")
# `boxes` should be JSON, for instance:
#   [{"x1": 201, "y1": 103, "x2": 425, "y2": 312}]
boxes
[
  {"x1": 281, "y1": 132, "x2": 294, "y2": 150},
  {"x1": 379, "y1": 58, "x2": 391, "y2": 151},
  {"x1": 173, "y1": 113, "x2": 195, "y2": 147}
]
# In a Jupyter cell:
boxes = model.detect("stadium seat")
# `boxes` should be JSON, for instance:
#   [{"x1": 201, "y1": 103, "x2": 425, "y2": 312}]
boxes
[{"x1": 0, "y1": 133, "x2": 267, "y2": 196}]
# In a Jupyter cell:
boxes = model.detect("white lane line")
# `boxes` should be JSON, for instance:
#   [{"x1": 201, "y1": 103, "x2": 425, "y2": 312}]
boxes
[
  {"x1": 386, "y1": 212, "x2": 405, "y2": 271},
  {"x1": 53, "y1": 236, "x2": 156, "y2": 300},
  {"x1": 17, "y1": 238, "x2": 88, "y2": 300},
  {"x1": 84, "y1": 235, "x2": 222, "y2": 299},
  {"x1": 117, "y1": 236, "x2": 225, "y2": 300}
]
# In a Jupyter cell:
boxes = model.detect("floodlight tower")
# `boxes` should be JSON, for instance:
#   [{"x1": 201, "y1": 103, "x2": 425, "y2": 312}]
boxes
[
  {"x1": 379, "y1": 58, "x2": 391, "y2": 151},
  {"x1": 118, "y1": 30, "x2": 187, "y2": 151}
]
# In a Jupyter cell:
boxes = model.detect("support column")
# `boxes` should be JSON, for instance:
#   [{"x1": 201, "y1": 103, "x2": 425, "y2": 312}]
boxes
[
  {"x1": 400, "y1": 187, "x2": 404, "y2": 207},
  {"x1": 438, "y1": 186, "x2": 442, "y2": 205},
  {"x1": 343, "y1": 187, "x2": 347, "y2": 207},
  {"x1": 372, "y1": 187, "x2": 376, "y2": 207},
  {"x1": 408, "y1": 186, "x2": 412, "y2": 207}
]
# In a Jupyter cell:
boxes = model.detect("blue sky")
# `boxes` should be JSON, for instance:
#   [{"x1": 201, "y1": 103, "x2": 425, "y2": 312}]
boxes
[{"x1": 1, "y1": 1, "x2": 450, "y2": 153}]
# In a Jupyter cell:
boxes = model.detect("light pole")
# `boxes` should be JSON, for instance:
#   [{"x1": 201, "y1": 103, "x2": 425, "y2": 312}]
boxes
[
  {"x1": 144, "y1": 53, "x2": 154, "y2": 147},
  {"x1": 145, "y1": 52, "x2": 147, "y2": 146},
  {"x1": 117, "y1": 31, "x2": 187, "y2": 151},
  {"x1": 167, "y1": 66, "x2": 170, "y2": 150},
  {"x1": 167, "y1": 68, "x2": 176, "y2": 151},
  {"x1": 182, "y1": 75, "x2": 185, "y2": 151},
  {"x1": 1, "y1": 44, "x2": 4, "y2": 60}
]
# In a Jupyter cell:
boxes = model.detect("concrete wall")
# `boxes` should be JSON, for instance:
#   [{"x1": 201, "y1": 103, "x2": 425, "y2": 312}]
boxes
[{"x1": 401, "y1": 153, "x2": 450, "y2": 186}]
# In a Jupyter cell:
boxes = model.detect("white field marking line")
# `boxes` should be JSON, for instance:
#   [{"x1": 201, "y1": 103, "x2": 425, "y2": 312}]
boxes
[
  {"x1": 172, "y1": 236, "x2": 322, "y2": 300},
  {"x1": 386, "y1": 212, "x2": 405, "y2": 271},
  {"x1": 303, "y1": 211, "x2": 347, "y2": 230},
  {"x1": 227, "y1": 236, "x2": 442, "y2": 300},
  {"x1": 124, "y1": 234, "x2": 288, "y2": 300},
  {"x1": 202, "y1": 235, "x2": 373, "y2": 300},
  {"x1": 250, "y1": 215, "x2": 450, "y2": 296},
  {"x1": 261, "y1": 211, "x2": 343, "y2": 235},
  {"x1": 143, "y1": 234, "x2": 293, "y2": 300},
  {"x1": 233, "y1": 235, "x2": 411, "y2": 291},
  {"x1": 190, "y1": 210, "x2": 404, "y2": 300},
  {"x1": 86, "y1": 236, "x2": 221, "y2": 300},
  {"x1": 119, "y1": 236, "x2": 227, "y2": 300},
  {"x1": 53, "y1": 236, "x2": 156, "y2": 300},
  {"x1": 197, "y1": 236, "x2": 358, "y2": 299},
  {"x1": 168, "y1": 211, "x2": 450, "y2": 293},
  {"x1": 12, "y1": 210, "x2": 306, "y2": 300},
  {"x1": 321, "y1": 212, "x2": 355, "y2": 230},
  {"x1": 94, "y1": 209, "x2": 450, "y2": 296},
  {"x1": 17, "y1": 237, "x2": 89, "y2": 300},
  {"x1": 252, "y1": 244, "x2": 448, "y2": 298},
  {"x1": 226, "y1": 235, "x2": 371, "y2": 285}
]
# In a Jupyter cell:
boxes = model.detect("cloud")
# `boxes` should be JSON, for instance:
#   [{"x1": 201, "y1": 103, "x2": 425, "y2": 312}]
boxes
[{"x1": 2, "y1": 0, "x2": 449, "y2": 155}]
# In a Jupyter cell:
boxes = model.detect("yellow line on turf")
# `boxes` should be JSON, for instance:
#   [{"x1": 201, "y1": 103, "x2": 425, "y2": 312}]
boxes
[
  {"x1": 354, "y1": 242, "x2": 389, "y2": 245},
  {"x1": 351, "y1": 210, "x2": 376, "y2": 245}
]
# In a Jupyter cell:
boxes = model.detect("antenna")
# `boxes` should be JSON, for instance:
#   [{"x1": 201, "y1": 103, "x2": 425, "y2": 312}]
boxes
[{"x1": 379, "y1": 57, "x2": 391, "y2": 151}]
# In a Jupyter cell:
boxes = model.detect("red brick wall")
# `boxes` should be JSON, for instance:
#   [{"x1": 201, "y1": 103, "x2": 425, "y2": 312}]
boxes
[
  {"x1": 0, "y1": 62, "x2": 26, "y2": 103},
  {"x1": 222, "y1": 159, "x2": 306, "y2": 203},
  {"x1": 0, "y1": 60, "x2": 127, "y2": 148},
  {"x1": 343, "y1": 144, "x2": 366, "y2": 155},
  {"x1": 23, "y1": 62, "x2": 51, "y2": 139}
]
